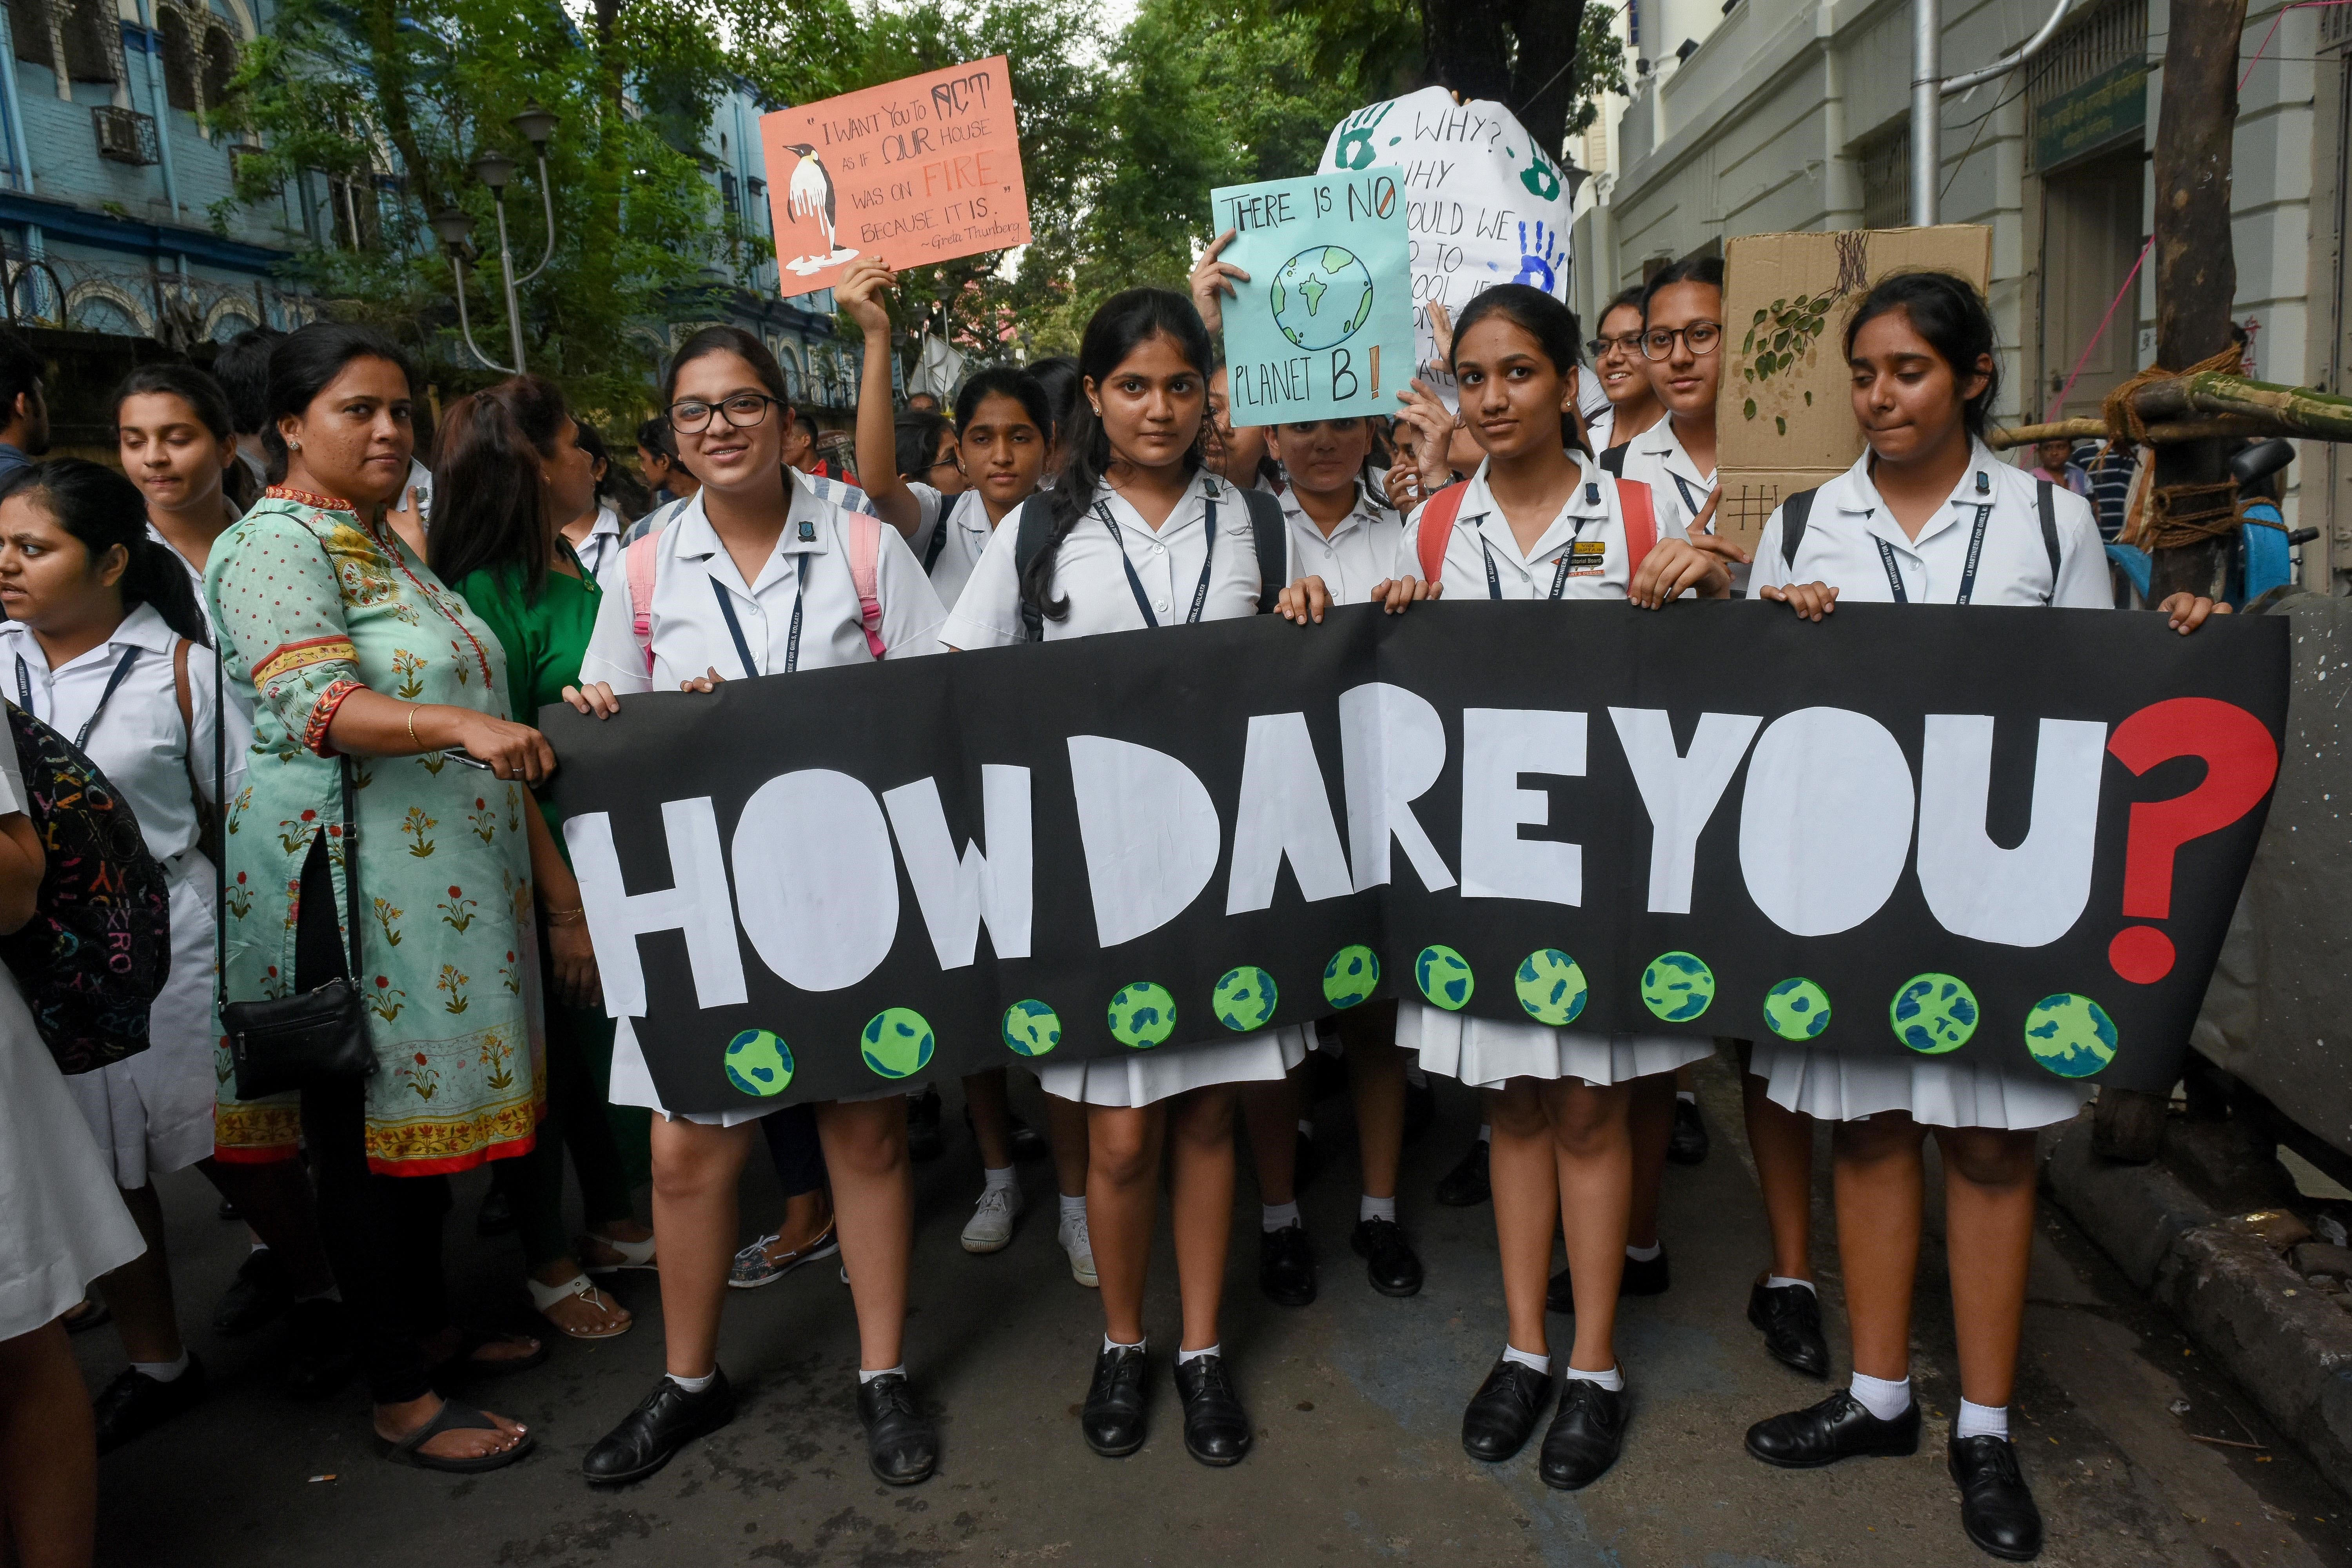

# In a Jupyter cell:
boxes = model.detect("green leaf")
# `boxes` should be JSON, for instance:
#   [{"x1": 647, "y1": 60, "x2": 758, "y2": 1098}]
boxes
[
  {"x1": 1743, "y1": 397, "x2": 1757, "y2": 419},
  {"x1": 1775, "y1": 416, "x2": 1787, "y2": 435}
]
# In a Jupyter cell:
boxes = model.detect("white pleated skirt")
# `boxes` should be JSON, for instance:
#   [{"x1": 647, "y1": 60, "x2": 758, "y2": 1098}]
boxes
[
  {"x1": 1753, "y1": 1042, "x2": 2089, "y2": 1131},
  {"x1": 1399, "y1": 1002, "x2": 1717, "y2": 1090},
  {"x1": 607, "y1": 1019, "x2": 902, "y2": 1127},
  {"x1": 1035, "y1": 1025, "x2": 1311, "y2": 1109},
  {"x1": 65, "y1": 863, "x2": 218, "y2": 1186}
]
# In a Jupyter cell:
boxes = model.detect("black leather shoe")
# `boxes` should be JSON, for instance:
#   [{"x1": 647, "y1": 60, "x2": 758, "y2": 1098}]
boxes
[
  {"x1": 1667, "y1": 1096, "x2": 1709, "y2": 1165},
  {"x1": 1545, "y1": 1248, "x2": 1669, "y2": 1312},
  {"x1": 1172, "y1": 1353, "x2": 1250, "y2": 1466},
  {"x1": 1259, "y1": 1223, "x2": 1317, "y2": 1307},
  {"x1": 1747, "y1": 1278, "x2": 1830, "y2": 1378},
  {"x1": 1746, "y1": 1389, "x2": 1920, "y2": 1469},
  {"x1": 583, "y1": 1370, "x2": 736, "y2": 1484},
  {"x1": 1434, "y1": 1138, "x2": 1490, "y2": 1207},
  {"x1": 1081, "y1": 1343, "x2": 1150, "y2": 1457},
  {"x1": 857, "y1": 1373, "x2": 938, "y2": 1485},
  {"x1": 1539, "y1": 1377, "x2": 1627, "y2": 1490},
  {"x1": 1950, "y1": 1435, "x2": 2044, "y2": 1561},
  {"x1": 1403, "y1": 1078, "x2": 1436, "y2": 1143},
  {"x1": 1461, "y1": 1357, "x2": 1551, "y2": 1461},
  {"x1": 1351, "y1": 1217, "x2": 1423, "y2": 1297},
  {"x1": 93, "y1": 1356, "x2": 207, "y2": 1454},
  {"x1": 212, "y1": 1247, "x2": 290, "y2": 1336},
  {"x1": 282, "y1": 1297, "x2": 357, "y2": 1399},
  {"x1": 907, "y1": 1087, "x2": 945, "y2": 1163}
]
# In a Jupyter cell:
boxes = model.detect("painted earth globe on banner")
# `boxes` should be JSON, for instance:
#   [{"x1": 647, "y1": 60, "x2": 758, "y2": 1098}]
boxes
[
  {"x1": 1890, "y1": 974, "x2": 1978, "y2": 1054},
  {"x1": 1514, "y1": 949, "x2": 1589, "y2": 1026},
  {"x1": 723, "y1": 1028, "x2": 794, "y2": 1096},
  {"x1": 2024, "y1": 993, "x2": 2118, "y2": 1078},
  {"x1": 1323, "y1": 945, "x2": 1381, "y2": 1009},
  {"x1": 1212, "y1": 966, "x2": 1279, "y2": 1032},
  {"x1": 1107, "y1": 982, "x2": 1178, "y2": 1049},
  {"x1": 1270, "y1": 246, "x2": 1377, "y2": 353},
  {"x1": 860, "y1": 1008, "x2": 935, "y2": 1079},
  {"x1": 1762, "y1": 977, "x2": 1832, "y2": 1041},
  {"x1": 1000, "y1": 999, "x2": 1062, "y2": 1058},
  {"x1": 1641, "y1": 951, "x2": 1715, "y2": 1022},
  {"x1": 1416, "y1": 945, "x2": 1475, "y2": 1010}
]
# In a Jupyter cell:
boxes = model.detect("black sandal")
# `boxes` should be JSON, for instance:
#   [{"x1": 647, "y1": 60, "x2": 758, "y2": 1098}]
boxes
[
  {"x1": 379, "y1": 1399, "x2": 536, "y2": 1474},
  {"x1": 428, "y1": 1328, "x2": 549, "y2": 1385}
]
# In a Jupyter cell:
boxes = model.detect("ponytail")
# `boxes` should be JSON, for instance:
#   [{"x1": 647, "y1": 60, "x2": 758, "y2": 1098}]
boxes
[
  {"x1": 428, "y1": 376, "x2": 572, "y2": 601},
  {"x1": 0, "y1": 460, "x2": 210, "y2": 646}
]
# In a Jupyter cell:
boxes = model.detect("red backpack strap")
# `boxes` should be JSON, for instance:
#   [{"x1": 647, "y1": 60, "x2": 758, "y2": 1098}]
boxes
[
  {"x1": 1615, "y1": 477, "x2": 1657, "y2": 579},
  {"x1": 848, "y1": 511, "x2": 887, "y2": 659},
  {"x1": 625, "y1": 533, "x2": 660, "y2": 676},
  {"x1": 1415, "y1": 482, "x2": 1468, "y2": 584}
]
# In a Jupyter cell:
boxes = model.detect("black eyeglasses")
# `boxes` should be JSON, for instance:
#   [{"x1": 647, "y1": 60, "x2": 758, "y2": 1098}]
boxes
[
  {"x1": 1586, "y1": 332, "x2": 1644, "y2": 358},
  {"x1": 669, "y1": 393, "x2": 783, "y2": 433},
  {"x1": 1640, "y1": 323, "x2": 1722, "y2": 361}
]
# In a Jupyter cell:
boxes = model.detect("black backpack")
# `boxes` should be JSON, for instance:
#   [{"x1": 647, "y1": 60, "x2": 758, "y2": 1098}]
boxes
[
  {"x1": 1011, "y1": 479, "x2": 1287, "y2": 641},
  {"x1": 0, "y1": 706, "x2": 171, "y2": 1075}
]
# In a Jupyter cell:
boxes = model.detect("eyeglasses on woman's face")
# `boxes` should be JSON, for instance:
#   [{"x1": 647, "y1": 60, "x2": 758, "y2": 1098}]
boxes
[
  {"x1": 1586, "y1": 331, "x2": 1644, "y2": 360},
  {"x1": 1640, "y1": 323, "x2": 1722, "y2": 361},
  {"x1": 668, "y1": 393, "x2": 783, "y2": 433}
]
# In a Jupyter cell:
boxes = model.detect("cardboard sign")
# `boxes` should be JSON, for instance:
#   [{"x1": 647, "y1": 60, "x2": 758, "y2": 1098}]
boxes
[
  {"x1": 1715, "y1": 225, "x2": 1993, "y2": 551},
  {"x1": 759, "y1": 57, "x2": 1032, "y2": 298},
  {"x1": 1209, "y1": 171, "x2": 1414, "y2": 426},
  {"x1": 1315, "y1": 85, "x2": 1577, "y2": 407}
]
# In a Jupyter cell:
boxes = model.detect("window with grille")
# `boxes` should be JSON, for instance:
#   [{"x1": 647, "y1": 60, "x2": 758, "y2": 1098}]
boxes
[
  {"x1": 200, "y1": 24, "x2": 234, "y2": 107},
  {"x1": 1858, "y1": 123, "x2": 1909, "y2": 230},
  {"x1": 2025, "y1": 0, "x2": 2149, "y2": 171},
  {"x1": 58, "y1": 0, "x2": 119, "y2": 82},
  {"x1": 5, "y1": 0, "x2": 49, "y2": 66},
  {"x1": 158, "y1": 5, "x2": 194, "y2": 110}
]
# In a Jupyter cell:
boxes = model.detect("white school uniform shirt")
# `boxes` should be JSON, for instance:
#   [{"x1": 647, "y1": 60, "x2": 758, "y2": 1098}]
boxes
[
  {"x1": 1396, "y1": 453, "x2": 1717, "y2": 1089},
  {"x1": 1279, "y1": 481, "x2": 1404, "y2": 606},
  {"x1": 571, "y1": 503, "x2": 626, "y2": 587},
  {"x1": 902, "y1": 482, "x2": 1000, "y2": 609},
  {"x1": 1748, "y1": 440, "x2": 2106, "y2": 1131},
  {"x1": 620, "y1": 468, "x2": 876, "y2": 552},
  {"x1": 1614, "y1": 415, "x2": 1739, "y2": 593}
]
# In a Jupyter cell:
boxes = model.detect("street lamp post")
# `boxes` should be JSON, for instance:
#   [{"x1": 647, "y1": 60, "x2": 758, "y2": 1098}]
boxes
[{"x1": 435, "y1": 102, "x2": 561, "y2": 374}]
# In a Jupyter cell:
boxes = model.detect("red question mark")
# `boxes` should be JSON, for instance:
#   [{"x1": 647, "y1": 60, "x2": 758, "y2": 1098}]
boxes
[{"x1": 2105, "y1": 697, "x2": 2279, "y2": 984}]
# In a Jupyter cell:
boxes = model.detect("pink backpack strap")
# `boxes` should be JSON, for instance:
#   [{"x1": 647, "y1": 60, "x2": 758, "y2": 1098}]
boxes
[
  {"x1": 1615, "y1": 477, "x2": 1657, "y2": 579},
  {"x1": 1415, "y1": 482, "x2": 1468, "y2": 584},
  {"x1": 848, "y1": 511, "x2": 887, "y2": 659},
  {"x1": 625, "y1": 533, "x2": 660, "y2": 676}
]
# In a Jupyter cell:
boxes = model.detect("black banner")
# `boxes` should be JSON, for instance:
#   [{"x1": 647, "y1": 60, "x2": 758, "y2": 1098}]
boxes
[{"x1": 539, "y1": 601, "x2": 2287, "y2": 1111}]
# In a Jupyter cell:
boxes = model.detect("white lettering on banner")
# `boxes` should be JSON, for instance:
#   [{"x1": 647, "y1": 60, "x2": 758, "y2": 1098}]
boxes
[
  {"x1": 1610, "y1": 708, "x2": 1765, "y2": 914},
  {"x1": 733, "y1": 770, "x2": 900, "y2": 990},
  {"x1": 1227, "y1": 712, "x2": 1356, "y2": 914},
  {"x1": 1338, "y1": 681, "x2": 1455, "y2": 893},
  {"x1": 882, "y1": 766, "x2": 1035, "y2": 967},
  {"x1": 1739, "y1": 708, "x2": 1917, "y2": 937},
  {"x1": 1916, "y1": 716, "x2": 2107, "y2": 946},
  {"x1": 568, "y1": 798, "x2": 747, "y2": 1017},
  {"x1": 1460, "y1": 708, "x2": 1585, "y2": 905},
  {"x1": 1068, "y1": 736, "x2": 1222, "y2": 947}
]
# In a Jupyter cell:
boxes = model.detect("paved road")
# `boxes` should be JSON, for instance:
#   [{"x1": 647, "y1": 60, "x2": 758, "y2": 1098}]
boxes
[{"x1": 82, "y1": 1055, "x2": 2352, "y2": 1567}]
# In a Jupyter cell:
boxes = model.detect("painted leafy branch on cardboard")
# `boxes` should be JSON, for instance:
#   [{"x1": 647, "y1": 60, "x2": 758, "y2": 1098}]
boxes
[{"x1": 1738, "y1": 288, "x2": 1841, "y2": 434}]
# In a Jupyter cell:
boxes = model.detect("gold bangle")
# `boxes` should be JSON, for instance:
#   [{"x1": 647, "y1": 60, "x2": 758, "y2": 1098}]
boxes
[
  {"x1": 543, "y1": 904, "x2": 584, "y2": 918},
  {"x1": 407, "y1": 705, "x2": 423, "y2": 751}
]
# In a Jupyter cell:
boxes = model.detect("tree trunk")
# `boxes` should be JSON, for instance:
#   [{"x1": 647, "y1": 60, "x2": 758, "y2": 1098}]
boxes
[
  {"x1": 1419, "y1": 0, "x2": 1586, "y2": 159},
  {"x1": 361, "y1": 0, "x2": 439, "y2": 218},
  {"x1": 2146, "y1": 0, "x2": 2249, "y2": 602},
  {"x1": 593, "y1": 0, "x2": 624, "y2": 116}
]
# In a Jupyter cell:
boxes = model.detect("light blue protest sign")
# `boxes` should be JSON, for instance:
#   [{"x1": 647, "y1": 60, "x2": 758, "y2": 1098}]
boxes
[{"x1": 1209, "y1": 169, "x2": 1411, "y2": 427}]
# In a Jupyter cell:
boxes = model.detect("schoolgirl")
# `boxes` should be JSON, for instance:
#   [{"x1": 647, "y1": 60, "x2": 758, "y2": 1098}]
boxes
[
  {"x1": 1587, "y1": 286, "x2": 1664, "y2": 457},
  {"x1": 561, "y1": 421, "x2": 629, "y2": 584},
  {"x1": 115, "y1": 363, "x2": 244, "y2": 591},
  {"x1": 1379, "y1": 283, "x2": 1730, "y2": 1491},
  {"x1": 941, "y1": 287, "x2": 1305, "y2": 1468},
  {"x1": 1611, "y1": 256, "x2": 1724, "y2": 544},
  {"x1": 563, "y1": 326, "x2": 951, "y2": 1489},
  {"x1": 837, "y1": 259, "x2": 1096, "y2": 1282},
  {"x1": 1743, "y1": 270, "x2": 2222, "y2": 1561}
]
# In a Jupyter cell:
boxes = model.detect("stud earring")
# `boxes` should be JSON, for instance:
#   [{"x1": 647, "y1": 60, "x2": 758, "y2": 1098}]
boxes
[{"x1": 288, "y1": 440, "x2": 301, "y2": 450}]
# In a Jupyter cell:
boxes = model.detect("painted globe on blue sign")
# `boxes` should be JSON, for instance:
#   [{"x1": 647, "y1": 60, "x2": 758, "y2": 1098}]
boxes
[
  {"x1": 1640, "y1": 951, "x2": 1715, "y2": 1022},
  {"x1": 1762, "y1": 977, "x2": 1833, "y2": 1041},
  {"x1": 1107, "y1": 982, "x2": 1178, "y2": 1049},
  {"x1": 2024, "y1": 993, "x2": 2118, "y2": 1078},
  {"x1": 1514, "y1": 949, "x2": 1589, "y2": 1026},
  {"x1": 1890, "y1": 973, "x2": 1978, "y2": 1055},
  {"x1": 723, "y1": 1028, "x2": 794, "y2": 1097},
  {"x1": 1000, "y1": 999, "x2": 1062, "y2": 1058},
  {"x1": 1416, "y1": 945, "x2": 1475, "y2": 1010},
  {"x1": 860, "y1": 1008, "x2": 935, "y2": 1080},
  {"x1": 1212, "y1": 966, "x2": 1279, "y2": 1032},
  {"x1": 1323, "y1": 945, "x2": 1381, "y2": 1009},
  {"x1": 1270, "y1": 246, "x2": 1377, "y2": 353}
]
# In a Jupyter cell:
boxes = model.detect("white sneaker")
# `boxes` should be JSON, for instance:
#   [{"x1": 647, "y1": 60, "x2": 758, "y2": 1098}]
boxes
[
  {"x1": 1058, "y1": 1211, "x2": 1098, "y2": 1288},
  {"x1": 961, "y1": 1184, "x2": 1024, "y2": 1254}
]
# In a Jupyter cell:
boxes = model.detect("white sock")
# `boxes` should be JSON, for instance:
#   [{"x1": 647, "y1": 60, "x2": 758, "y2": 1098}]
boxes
[
  {"x1": 1359, "y1": 1194, "x2": 1396, "y2": 1224},
  {"x1": 248, "y1": 1241, "x2": 270, "y2": 1256},
  {"x1": 1103, "y1": 1334, "x2": 1145, "y2": 1354},
  {"x1": 1563, "y1": 1363, "x2": 1626, "y2": 1391},
  {"x1": 1955, "y1": 1399, "x2": 2009, "y2": 1441},
  {"x1": 1295, "y1": 1119, "x2": 1314, "y2": 1136},
  {"x1": 667, "y1": 1369, "x2": 717, "y2": 1393},
  {"x1": 1476, "y1": 1123, "x2": 1492, "y2": 1144},
  {"x1": 132, "y1": 1351, "x2": 191, "y2": 1383},
  {"x1": 1501, "y1": 1343, "x2": 1550, "y2": 1375},
  {"x1": 1176, "y1": 1342, "x2": 1219, "y2": 1366},
  {"x1": 981, "y1": 1165, "x2": 1016, "y2": 1194},
  {"x1": 857, "y1": 1364, "x2": 906, "y2": 1385},
  {"x1": 1849, "y1": 1371, "x2": 1913, "y2": 1422},
  {"x1": 1765, "y1": 1275, "x2": 1816, "y2": 1294},
  {"x1": 1262, "y1": 1200, "x2": 1301, "y2": 1232},
  {"x1": 1626, "y1": 1242, "x2": 1662, "y2": 1262},
  {"x1": 1676, "y1": 1090, "x2": 1696, "y2": 1104},
  {"x1": 1059, "y1": 1193, "x2": 1087, "y2": 1222}
]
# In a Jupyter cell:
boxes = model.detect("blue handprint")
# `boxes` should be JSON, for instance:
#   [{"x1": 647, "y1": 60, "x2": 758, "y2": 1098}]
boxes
[
  {"x1": 1333, "y1": 102, "x2": 1394, "y2": 171},
  {"x1": 1515, "y1": 220, "x2": 1565, "y2": 292}
]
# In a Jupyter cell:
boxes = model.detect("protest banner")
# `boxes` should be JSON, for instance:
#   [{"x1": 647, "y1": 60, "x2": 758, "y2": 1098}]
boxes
[
  {"x1": 1317, "y1": 85, "x2": 1578, "y2": 404},
  {"x1": 759, "y1": 56, "x2": 1032, "y2": 298},
  {"x1": 541, "y1": 604, "x2": 2286, "y2": 1114},
  {"x1": 1208, "y1": 170, "x2": 1414, "y2": 426}
]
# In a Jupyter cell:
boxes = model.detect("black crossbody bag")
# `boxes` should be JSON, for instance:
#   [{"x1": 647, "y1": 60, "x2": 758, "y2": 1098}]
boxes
[{"x1": 216, "y1": 646, "x2": 374, "y2": 1100}]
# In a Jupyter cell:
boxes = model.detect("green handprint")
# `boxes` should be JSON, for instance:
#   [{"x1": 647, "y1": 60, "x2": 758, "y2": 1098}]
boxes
[
  {"x1": 1334, "y1": 102, "x2": 1394, "y2": 171},
  {"x1": 1521, "y1": 145, "x2": 1563, "y2": 201}
]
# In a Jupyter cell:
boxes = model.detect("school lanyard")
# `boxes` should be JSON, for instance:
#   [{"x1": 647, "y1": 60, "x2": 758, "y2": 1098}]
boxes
[
  {"x1": 1095, "y1": 499, "x2": 1216, "y2": 628},
  {"x1": 17, "y1": 646, "x2": 140, "y2": 751},
  {"x1": 1477, "y1": 519, "x2": 1587, "y2": 601},
  {"x1": 1871, "y1": 502, "x2": 1993, "y2": 605},
  {"x1": 1669, "y1": 472, "x2": 1708, "y2": 519},
  {"x1": 707, "y1": 559, "x2": 805, "y2": 678}
]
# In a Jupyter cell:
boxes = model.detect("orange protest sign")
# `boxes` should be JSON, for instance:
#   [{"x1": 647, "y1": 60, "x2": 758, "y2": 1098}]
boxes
[{"x1": 760, "y1": 56, "x2": 1032, "y2": 298}]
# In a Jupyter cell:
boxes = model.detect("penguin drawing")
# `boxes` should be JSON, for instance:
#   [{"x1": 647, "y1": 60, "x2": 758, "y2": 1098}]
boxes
[{"x1": 780, "y1": 143, "x2": 858, "y2": 275}]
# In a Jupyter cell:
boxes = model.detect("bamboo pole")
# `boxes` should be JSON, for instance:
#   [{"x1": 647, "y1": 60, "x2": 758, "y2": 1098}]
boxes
[{"x1": 1987, "y1": 415, "x2": 2266, "y2": 450}]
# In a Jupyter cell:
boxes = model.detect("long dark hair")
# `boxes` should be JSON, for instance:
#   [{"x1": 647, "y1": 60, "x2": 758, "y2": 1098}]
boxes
[
  {"x1": 956, "y1": 365, "x2": 1054, "y2": 440},
  {"x1": 1450, "y1": 283, "x2": 1591, "y2": 458},
  {"x1": 428, "y1": 374, "x2": 572, "y2": 601},
  {"x1": 212, "y1": 325, "x2": 282, "y2": 435},
  {"x1": 1025, "y1": 356, "x2": 1080, "y2": 438},
  {"x1": 894, "y1": 409, "x2": 952, "y2": 483},
  {"x1": 0, "y1": 459, "x2": 209, "y2": 645},
  {"x1": 111, "y1": 361, "x2": 254, "y2": 510},
  {"x1": 1844, "y1": 270, "x2": 2001, "y2": 443},
  {"x1": 262, "y1": 323, "x2": 414, "y2": 485},
  {"x1": 1021, "y1": 289, "x2": 1211, "y2": 626}
]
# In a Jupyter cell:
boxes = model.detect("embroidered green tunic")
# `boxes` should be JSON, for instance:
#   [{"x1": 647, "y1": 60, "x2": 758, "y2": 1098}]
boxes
[{"x1": 206, "y1": 491, "x2": 541, "y2": 1175}]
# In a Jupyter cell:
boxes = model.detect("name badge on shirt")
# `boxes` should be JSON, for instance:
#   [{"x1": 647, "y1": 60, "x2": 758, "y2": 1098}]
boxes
[{"x1": 1569, "y1": 539, "x2": 1608, "y2": 575}]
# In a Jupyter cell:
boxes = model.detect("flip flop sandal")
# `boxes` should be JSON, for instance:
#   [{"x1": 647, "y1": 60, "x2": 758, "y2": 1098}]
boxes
[
  {"x1": 429, "y1": 1327, "x2": 550, "y2": 1383},
  {"x1": 579, "y1": 1233, "x2": 657, "y2": 1274},
  {"x1": 380, "y1": 1399, "x2": 537, "y2": 1474},
  {"x1": 528, "y1": 1274, "x2": 632, "y2": 1341}
]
